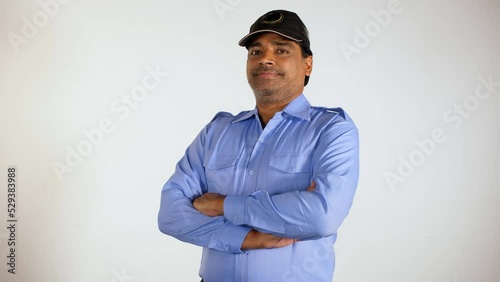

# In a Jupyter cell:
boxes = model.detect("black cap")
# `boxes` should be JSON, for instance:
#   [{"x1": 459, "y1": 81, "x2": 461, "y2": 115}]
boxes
[{"x1": 238, "y1": 10, "x2": 310, "y2": 52}]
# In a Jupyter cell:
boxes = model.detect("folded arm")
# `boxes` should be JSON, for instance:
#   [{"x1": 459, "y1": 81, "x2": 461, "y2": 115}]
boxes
[
  {"x1": 158, "y1": 123, "x2": 299, "y2": 253},
  {"x1": 194, "y1": 121, "x2": 359, "y2": 240},
  {"x1": 157, "y1": 127, "x2": 252, "y2": 254}
]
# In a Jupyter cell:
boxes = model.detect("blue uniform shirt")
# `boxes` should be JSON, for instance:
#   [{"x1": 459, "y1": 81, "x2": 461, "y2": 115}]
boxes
[{"x1": 158, "y1": 94, "x2": 359, "y2": 282}]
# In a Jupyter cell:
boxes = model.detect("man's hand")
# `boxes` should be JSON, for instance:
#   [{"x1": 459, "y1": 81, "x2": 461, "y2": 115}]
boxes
[
  {"x1": 193, "y1": 193, "x2": 226, "y2": 217},
  {"x1": 307, "y1": 181, "x2": 316, "y2": 191},
  {"x1": 239, "y1": 182, "x2": 314, "y2": 250},
  {"x1": 241, "y1": 229, "x2": 298, "y2": 250}
]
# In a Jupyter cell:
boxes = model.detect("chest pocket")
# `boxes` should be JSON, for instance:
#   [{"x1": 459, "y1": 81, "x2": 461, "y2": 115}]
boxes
[
  {"x1": 204, "y1": 153, "x2": 239, "y2": 194},
  {"x1": 268, "y1": 153, "x2": 313, "y2": 193}
]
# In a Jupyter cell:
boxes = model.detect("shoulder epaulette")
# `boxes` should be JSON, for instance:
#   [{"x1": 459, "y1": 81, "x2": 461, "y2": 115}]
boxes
[
  {"x1": 210, "y1": 111, "x2": 234, "y2": 122},
  {"x1": 311, "y1": 106, "x2": 346, "y2": 119}
]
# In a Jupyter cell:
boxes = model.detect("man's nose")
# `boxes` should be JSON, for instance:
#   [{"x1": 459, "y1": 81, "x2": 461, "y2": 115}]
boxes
[{"x1": 259, "y1": 50, "x2": 275, "y2": 65}]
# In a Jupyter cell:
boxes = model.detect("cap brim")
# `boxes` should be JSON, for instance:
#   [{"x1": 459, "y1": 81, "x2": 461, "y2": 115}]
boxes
[{"x1": 238, "y1": 29, "x2": 303, "y2": 47}]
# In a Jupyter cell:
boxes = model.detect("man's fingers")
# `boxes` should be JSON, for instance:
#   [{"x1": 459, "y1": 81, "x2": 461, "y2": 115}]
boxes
[
  {"x1": 307, "y1": 181, "x2": 316, "y2": 191},
  {"x1": 274, "y1": 237, "x2": 296, "y2": 248}
]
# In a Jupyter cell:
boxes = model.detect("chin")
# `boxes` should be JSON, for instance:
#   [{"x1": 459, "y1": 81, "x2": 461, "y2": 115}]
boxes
[
  {"x1": 252, "y1": 88, "x2": 275, "y2": 97},
  {"x1": 251, "y1": 83, "x2": 280, "y2": 95}
]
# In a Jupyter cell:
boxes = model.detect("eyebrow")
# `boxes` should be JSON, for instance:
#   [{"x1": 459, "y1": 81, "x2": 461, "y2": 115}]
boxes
[{"x1": 248, "y1": 40, "x2": 294, "y2": 48}]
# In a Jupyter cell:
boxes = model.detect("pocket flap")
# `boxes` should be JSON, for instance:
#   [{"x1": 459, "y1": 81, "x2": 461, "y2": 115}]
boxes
[
  {"x1": 206, "y1": 154, "x2": 238, "y2": 170},
  {"x1": 269, "y1": 154, "x2": 312, "y2": 173}
]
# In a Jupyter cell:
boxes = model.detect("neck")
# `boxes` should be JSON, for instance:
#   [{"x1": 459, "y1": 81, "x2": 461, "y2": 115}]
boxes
[{"x1": 256, "y1": 93, "x2": 301, "y2": 127}]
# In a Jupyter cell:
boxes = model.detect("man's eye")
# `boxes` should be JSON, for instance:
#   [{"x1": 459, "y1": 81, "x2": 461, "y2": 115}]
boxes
[
  {"x1": 250, "y1": 50, "x2": 261, "y2": 56},
  {"x1": 277, "y1": 49, "x2": 289, "y2": 54}
]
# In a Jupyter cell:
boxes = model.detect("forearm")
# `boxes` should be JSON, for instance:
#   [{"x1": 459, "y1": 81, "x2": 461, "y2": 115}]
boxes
[
  {"x1": 224, "y1": 175, "x2": 349, "y2": 239},
  {"x1": 158, "y1": 186, "x2": 251, "y2": 254},
  {"x1": 194, "y1": 175, "x2": 356, "y2": 239},
  {"x1": 194, "y1": 177, "x2": 345, "y2": 239},
  {"x1": 192, "y1": 193, "x2": 299, "y2": 250}
]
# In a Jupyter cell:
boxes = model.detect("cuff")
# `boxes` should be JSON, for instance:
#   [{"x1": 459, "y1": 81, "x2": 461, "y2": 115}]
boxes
[
  {"x1": 212, "y1": 223, "x2": 252, "y2": 254},
  {"x1": 224, "y1": 194, "x2": 247, "y2": 225}
]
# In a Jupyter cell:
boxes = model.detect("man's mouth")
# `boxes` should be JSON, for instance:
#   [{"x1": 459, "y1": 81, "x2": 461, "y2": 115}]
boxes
[
  {"x1": 257, "y1": 71, "x2": 278, "y2": 78},
  {"x1": 254, "y1": 68, "x2": 282, "y2": 79}
]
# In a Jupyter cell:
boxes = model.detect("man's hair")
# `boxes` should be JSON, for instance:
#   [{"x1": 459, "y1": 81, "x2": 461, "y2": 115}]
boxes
[{"x1": 300, "y1": 43, "x2": 313, "y2": 58}]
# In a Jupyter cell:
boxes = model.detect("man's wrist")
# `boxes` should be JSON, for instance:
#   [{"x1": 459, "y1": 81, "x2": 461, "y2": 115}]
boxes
[{"x1": 241, "y1": 229, "x2": 259, "y2": 250}]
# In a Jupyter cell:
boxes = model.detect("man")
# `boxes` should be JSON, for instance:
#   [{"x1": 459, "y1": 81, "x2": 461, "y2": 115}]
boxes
[{"x1": 158, "y1": 10, "x2": 359, "y2": 282}]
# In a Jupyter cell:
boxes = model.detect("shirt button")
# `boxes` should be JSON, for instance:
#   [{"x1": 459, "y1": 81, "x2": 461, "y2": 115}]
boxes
[
  {"x1": 259, "y1": 139, "x2": 264, "y2": 143},
  {"x1": 249, "y1": 170, "x2": 254, "y2": 175},
  {"x1": 225, "y1": 247, "x2": 229, "y2": 251}
]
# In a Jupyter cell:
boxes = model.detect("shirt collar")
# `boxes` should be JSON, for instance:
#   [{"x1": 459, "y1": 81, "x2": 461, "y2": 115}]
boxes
[
  {"x1": 232, "y1": 94, "x2": 311, "y2": 123},
  {"x1": 282, "y1": 94, "x2": 311, "y2": 121},
  {"x1": 232, "y1": 108, "x2": 259, "y2": 123}
]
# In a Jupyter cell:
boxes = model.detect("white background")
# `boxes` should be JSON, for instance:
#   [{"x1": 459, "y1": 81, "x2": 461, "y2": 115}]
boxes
[{"x1": 1, "y1": 0, "x2": 499, "y2": 281}]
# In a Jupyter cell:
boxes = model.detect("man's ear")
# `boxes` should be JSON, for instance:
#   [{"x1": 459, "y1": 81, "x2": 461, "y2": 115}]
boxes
[{"x1": 304, "y1": 55, "x2": 313, "y2": 77}]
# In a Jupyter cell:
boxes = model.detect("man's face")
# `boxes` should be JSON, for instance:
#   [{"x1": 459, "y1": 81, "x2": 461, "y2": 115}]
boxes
[{"x1": 246, "y1": 32, "x2": 312, "y2": 104}]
